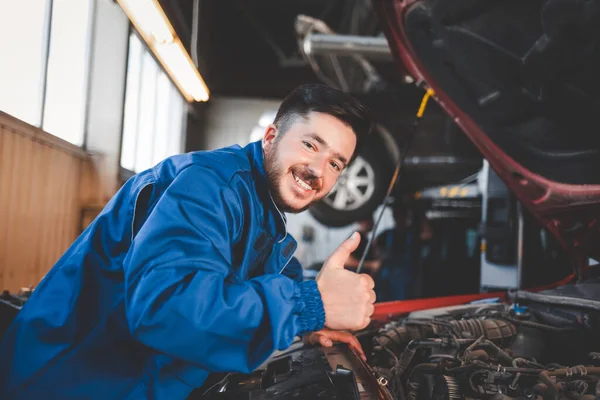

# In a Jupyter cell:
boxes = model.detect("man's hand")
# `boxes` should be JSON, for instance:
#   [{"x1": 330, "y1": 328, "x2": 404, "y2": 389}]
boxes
[
  {"x1": 304, "y1": 329, "x2": 366, "y2": 361},
  {"x1": 316, "y1": 232, "x2": 376, "y2": 331}
]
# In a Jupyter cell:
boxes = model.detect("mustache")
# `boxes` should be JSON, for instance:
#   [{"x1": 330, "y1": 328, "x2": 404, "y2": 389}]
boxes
[{"x1": 293, "y1": 168, "x2": 321, "y2": 191}]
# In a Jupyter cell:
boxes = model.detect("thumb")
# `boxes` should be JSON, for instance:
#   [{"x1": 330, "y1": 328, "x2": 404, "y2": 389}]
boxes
[{"x1": 324, "y1": 232, "x2": 361, "y2": 269}]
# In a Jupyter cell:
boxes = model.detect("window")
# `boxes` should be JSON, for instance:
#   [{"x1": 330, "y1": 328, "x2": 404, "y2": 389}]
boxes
[
  {"x1": 121, "y1": 33, "x2": 186, "y2": 173},
  {"x1": 0, "y1": 1, "x2": 48, "y2": 126},
  {"x1": 42, "y1": 0, "x2": 93, "y2": 146},
  {"x1": 0, "y1": 0, "x2": 93, "y2": 145}
]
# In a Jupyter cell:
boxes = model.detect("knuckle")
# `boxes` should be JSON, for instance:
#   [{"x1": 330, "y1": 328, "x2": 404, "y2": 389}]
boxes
[
  {"x1": 359, "y1": 275, "x2": 369, "y2": 286},
  {"x1": 369, "y1": 290, "x2": 376, "y2": 303},
  {"x1": 361, "y1": 318, "x2": 370, "y2": 330}
]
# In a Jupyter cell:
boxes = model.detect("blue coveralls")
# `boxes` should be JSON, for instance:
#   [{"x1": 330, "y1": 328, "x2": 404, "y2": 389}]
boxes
[{"x1": 0, "y1": 141, "x2": 325, "y2": 399}]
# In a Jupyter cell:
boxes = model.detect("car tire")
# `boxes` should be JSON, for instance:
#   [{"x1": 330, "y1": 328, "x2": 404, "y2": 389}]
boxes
[{"x1": 309, "y1": 145, "x2": 392, "y2": 227}]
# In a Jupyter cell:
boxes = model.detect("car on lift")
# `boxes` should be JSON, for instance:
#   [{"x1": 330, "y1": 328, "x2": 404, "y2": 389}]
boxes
[{"x1": 198, "y1": 0, "x2": 600, "y2": 399}]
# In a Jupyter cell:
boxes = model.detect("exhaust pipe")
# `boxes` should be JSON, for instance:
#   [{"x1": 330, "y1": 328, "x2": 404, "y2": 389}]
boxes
[{"x1": 302, "y1": 33, "x2": 392, "y2": 61}]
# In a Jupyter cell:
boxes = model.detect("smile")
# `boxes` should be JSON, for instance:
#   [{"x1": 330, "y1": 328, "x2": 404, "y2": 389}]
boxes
[{"x1": 292, "y1": 172, "x2": 313, "y2": 191}]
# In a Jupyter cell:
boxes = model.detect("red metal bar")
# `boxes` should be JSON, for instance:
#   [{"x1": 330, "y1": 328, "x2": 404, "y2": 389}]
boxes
[{"x1": 372, "y1": 273, "x2": 576, "y2": 322}]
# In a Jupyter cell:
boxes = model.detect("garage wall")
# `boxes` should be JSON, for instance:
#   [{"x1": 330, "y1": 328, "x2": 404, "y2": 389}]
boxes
[
  {"x1": 203, "y1": 97, "x2": 281, "y2": 150},
  {"x1": 0, "y1": 112, "x2": 95, "y2": 292}
]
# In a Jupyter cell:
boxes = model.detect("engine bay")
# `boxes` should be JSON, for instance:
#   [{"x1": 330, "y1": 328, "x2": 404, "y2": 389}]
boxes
[
  {"x1": 197, "y1": 278, "x2": 600, "y2": 400},
  {"x1": 368, "y1": 298, "x2": 600, "y2": 400}
]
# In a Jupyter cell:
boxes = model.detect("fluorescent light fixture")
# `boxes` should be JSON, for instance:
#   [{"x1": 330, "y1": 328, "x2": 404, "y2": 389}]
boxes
[
  {"x1": 154, "y1": 43, "x2": 209, "y2": 102},
  {"x1": 119, "y1": 0, "x2": 173, "y2": 43},
  {"x1": 116, "y1": 0, "x2": 210, "y2": 102}
]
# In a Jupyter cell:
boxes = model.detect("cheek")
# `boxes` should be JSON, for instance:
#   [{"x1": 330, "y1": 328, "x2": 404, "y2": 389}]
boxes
[
  {"x1": 275, "y1": 149, "x2": 295, "y2": 170},
  {"x1": 321, "y1": 174, "x2": 339, "y2": 193}
]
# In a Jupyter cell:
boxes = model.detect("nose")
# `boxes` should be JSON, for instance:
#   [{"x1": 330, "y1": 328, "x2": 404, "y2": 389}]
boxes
[{"x1": 308, "y1": 154, "x2": 328, "y2": 178}]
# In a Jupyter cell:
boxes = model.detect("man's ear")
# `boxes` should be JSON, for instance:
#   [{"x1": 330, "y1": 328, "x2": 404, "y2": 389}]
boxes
[{"x1": 262, "y1": 124, "x2": 278, "y2": 152}]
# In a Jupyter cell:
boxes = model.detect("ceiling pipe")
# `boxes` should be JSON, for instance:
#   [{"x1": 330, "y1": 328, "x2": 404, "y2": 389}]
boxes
[{"x1": 303, "y1": 33, "x2": 393, "y2": 61}]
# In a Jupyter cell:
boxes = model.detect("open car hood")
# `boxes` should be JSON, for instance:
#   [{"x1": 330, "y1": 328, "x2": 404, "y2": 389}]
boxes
[{"x1": 373, "y1": 0, "x2": 600, "y2": 276}]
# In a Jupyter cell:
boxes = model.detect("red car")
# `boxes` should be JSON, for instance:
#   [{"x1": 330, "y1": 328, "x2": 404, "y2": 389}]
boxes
[{"x1": 196, "y1": 1, "x2": 600, "y2": 399}]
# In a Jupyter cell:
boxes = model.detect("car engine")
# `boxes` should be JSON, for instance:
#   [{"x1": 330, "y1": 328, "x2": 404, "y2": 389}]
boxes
[
  {"x1": 196, "y1": 280, "x2": 600, "y2": 400},
  {"x1": 369, "y1": 292, "x2": 600, "y2": 400}
]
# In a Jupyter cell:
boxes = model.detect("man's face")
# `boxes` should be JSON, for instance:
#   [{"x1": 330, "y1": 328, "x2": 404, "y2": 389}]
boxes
[{"x1": 262, "y1": 112, "x2": 357, "y2": 213}]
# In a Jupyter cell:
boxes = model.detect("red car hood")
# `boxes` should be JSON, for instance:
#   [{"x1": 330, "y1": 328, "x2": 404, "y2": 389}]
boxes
[{"x1": 373, "y1": 0, "x2": 600, "y2": 276}]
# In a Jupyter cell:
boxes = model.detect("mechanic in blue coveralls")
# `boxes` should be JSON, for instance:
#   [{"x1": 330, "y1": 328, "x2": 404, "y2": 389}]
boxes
[{"x1": 0, "y1": 84, "x2": 377, "y2": 399}]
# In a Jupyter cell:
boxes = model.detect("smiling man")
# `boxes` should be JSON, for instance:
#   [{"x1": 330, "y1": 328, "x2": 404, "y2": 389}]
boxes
[
  {"x1": 264, "y1": 111, "x2": 355, "y2": 213},
  {"x1": 0, "y1": 84, "x2": 377, "y2": 399}
]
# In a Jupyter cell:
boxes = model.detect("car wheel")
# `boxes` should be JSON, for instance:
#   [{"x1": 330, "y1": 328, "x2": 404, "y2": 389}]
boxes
[{"x1": 309, "y1": 145, "x2": 391, "y2": 227}]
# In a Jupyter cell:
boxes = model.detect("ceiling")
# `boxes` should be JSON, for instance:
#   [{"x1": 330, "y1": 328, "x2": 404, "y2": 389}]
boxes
[
  {"x1": 159, "y1": 0, "x2": 398, "y2": 99},
  {"x1": 161, "y1": 0, "x2": 484, "y2": 188}
]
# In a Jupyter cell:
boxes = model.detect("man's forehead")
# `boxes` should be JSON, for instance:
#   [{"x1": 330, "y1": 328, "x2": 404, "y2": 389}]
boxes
[{"x1": 295, "y1": 113, "x2": 356, "y2": 154}]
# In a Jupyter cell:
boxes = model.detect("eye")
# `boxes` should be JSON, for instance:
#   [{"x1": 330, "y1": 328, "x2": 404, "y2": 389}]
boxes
[
  {"x1": 330, "y1": 161, "x2": 341, "y2": 171},
  {"x1": 302, "y1": 141, "x2": 315, "y2": 151}
]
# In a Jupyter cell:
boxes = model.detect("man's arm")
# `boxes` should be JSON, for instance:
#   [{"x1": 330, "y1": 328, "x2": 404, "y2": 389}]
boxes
[
  {"x1": 123, "y1": 165, "x2": 324, "y2": 373},
  {"x1": 281, "y1": 257, "x2": 303, "y2": 282}
]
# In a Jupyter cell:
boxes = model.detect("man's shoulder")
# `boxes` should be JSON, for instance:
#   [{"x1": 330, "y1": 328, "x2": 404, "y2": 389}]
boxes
[{"x1": 154, "y1": 144, "x2": 254, "y2": 186}]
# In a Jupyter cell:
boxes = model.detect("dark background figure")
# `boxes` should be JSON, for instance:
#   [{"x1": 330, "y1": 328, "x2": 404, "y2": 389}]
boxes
[
  {"x1": 374, "y1": 204, "x2": 416, "y2": 302},
  {"x1": 412, "y1": 215, "x2": 436, "y2": 299}
]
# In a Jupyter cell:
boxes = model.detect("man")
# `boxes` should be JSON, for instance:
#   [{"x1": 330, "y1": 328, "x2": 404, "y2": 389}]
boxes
[{"x1": 0, "y1": 84, "x2": 376, "y2": 399}]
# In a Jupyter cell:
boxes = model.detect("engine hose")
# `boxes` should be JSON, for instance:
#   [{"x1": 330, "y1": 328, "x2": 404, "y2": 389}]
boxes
[
  {"x1": 469, "y1": 359, "x2": 543, "y2": 374},
  {"x1": 536, "y1": 367, "x2": 600, "y2": 400},
  {"x1": 514, "y1": 357, "x2": 546, "y2": 369},
  {"x1": 394, "y1": 338, "x2": 475, "y2": 377},
  {"x1": 466, "y1": 349, "x2": 490, "y2": 362},
  {"x1": 539, "y1": 370, "x2": 559, "y2": 400},
  {"x1": 394, "y1": 339, "x2": 441, "y2": 376},
  {"x1": 406, "y1": 363, "x2": 439, "y2": 400},
  {"x1": 547, "y1": 366, "x2": 600, "y2": 377},
  {"x1": 464, "y1": 339, "x2": 514, "y2": 366},
  {"x1": 444, "y1": 363, "x2": 481, "y2": 375},
  {"x1": 372, "y1": 318, "x2": 516, "y2": 368}
]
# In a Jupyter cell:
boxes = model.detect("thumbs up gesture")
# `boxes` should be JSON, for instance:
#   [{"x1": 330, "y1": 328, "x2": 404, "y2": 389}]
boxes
[{"x1": 316, "y1": 232, "x2": 376, "y2": 331}]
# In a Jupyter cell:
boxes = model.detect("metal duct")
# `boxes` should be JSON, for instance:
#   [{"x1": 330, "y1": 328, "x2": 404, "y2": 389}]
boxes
[{"x1": 303, "y1": 33, "x2": 392, "y2": 60}]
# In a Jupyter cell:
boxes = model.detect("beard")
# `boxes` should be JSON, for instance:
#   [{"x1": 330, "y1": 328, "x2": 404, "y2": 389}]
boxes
[{"x1": 264, "y1": 144, "x2": 322, "y2": 214}]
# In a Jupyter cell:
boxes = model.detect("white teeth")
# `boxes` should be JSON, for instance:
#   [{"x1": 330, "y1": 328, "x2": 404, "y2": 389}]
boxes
[{"x1": 293, "y1": 173, "x2": 312, "y2": 191}]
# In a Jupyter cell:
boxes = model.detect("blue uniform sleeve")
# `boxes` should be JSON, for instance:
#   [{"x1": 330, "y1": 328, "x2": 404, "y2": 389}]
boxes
[
  {"x1": 123, "y1": 165, "x2": 325, "y2": 373},
  {"x1": 281, "y1": 257, "x2": 303, "y2": 282}
]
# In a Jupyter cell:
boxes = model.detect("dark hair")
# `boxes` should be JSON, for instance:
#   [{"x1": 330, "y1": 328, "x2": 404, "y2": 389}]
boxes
[{"x1": 273, "y1": 84, "x2": 373, "y2": 160}]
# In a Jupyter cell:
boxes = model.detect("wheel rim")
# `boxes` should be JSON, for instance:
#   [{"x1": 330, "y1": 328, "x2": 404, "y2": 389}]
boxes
[{"x1": 323, "y1": 155, "x2": 376, "y2": 211}]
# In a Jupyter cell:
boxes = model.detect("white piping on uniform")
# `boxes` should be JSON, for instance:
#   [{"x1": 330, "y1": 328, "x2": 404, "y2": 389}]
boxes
[
  {"x1": 268, "y1": 193, "x2": 297, "y2": 274},
  {"x1": 268, "y1": 192, "x2": 288, "y2": 244},
  {"x1": 279, "y1": 256, "x2": 293, "y2": 274}
]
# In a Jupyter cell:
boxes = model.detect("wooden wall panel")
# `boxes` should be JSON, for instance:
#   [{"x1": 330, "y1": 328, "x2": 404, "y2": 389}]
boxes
[{"x1": 0, "y1": 112, "x2": 94, "y2": 293}]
